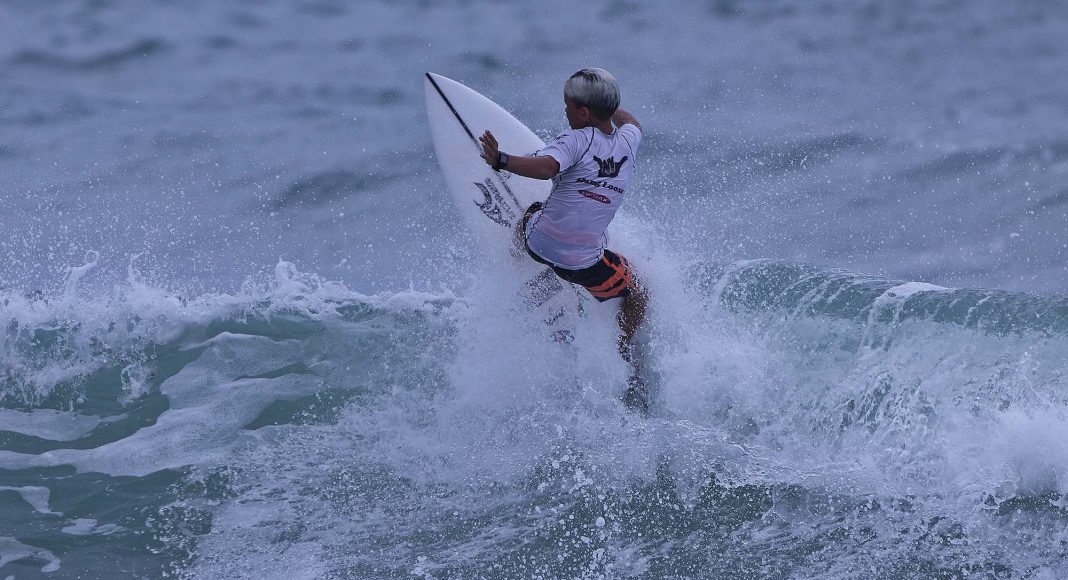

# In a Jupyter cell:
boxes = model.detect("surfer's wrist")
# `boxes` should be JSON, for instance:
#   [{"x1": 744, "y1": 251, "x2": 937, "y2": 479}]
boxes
[{"x1": 495, "y1": 151, "x2": 510, "y2": 171}]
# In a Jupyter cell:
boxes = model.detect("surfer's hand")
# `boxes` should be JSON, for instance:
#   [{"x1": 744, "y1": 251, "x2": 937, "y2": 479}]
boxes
[{"x1": 479, "y1": 131, "x2": 499, "y2": 167}]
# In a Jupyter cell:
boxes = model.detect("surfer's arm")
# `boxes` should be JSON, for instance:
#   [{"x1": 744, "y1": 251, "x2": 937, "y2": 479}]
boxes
[
  {"x1": 498, "y1": 155, "x2": 559, "y2": 180},
  {"x1": 612, "y1": 108, "x2": 640, "y2": 131},
  {"x1": 479, "y1": 130, "x2": 559, "y2": 180}
]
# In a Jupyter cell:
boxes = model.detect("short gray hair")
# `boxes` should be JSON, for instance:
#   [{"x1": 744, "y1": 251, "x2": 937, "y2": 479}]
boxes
[{"x1": 564, "y1": 68, "x2": 620, "y2": 120}]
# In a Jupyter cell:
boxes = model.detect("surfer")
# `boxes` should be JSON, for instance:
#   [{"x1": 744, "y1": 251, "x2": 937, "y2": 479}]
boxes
[{"x1": 478, "y1": 68, "x2": 650, "y2": 411}]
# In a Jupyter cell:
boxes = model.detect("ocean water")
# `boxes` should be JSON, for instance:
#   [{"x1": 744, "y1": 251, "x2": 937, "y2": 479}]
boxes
[{"x1": 3, "y1": 0, "x2": 1068, "y2": 578}]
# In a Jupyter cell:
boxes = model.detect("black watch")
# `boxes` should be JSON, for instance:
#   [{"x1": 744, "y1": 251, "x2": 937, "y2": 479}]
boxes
[{"x1": 495, "y1": 151, "x2": 510, "y2": 171}]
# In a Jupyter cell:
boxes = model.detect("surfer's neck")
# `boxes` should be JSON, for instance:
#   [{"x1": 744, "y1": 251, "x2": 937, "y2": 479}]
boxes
[{"x1": 587, "y1": 118, "x2": 615, "y2": 134}]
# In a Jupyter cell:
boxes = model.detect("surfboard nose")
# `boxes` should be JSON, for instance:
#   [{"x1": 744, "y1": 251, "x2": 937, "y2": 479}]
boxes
[{"x1": 425, "y1": 71, "x2": 451, "y2": 84}]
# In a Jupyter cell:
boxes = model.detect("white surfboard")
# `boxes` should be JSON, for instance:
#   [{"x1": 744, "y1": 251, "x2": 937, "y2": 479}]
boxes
[{"x1": 424, "y1": 72, "x2": 587, "y2": 338}]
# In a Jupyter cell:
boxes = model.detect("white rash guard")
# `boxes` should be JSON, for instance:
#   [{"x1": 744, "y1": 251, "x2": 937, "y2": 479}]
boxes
[{"x1": 525, "y1": 123, "x2": 642, "y2": 269}]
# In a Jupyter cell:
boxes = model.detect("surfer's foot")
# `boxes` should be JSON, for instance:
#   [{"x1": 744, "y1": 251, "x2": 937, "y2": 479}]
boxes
[{"x1": 622, "y1": 374, "x2": 649, "y2": 415}]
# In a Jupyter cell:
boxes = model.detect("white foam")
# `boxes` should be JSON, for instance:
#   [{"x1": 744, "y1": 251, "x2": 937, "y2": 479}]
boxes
[
  {"x1": 0, "y1": 536, "x2": 60, "y2": 573},
  {"x1": 0, "y1": 409, "x2": 100, "y2": 441},
  {"x1": 881, "y1": 281, "x2": 948, "y2": 299},
  {"x1": 0, "y1": 486, "x2": 60, "y2": 515},
  {"x1": 957, "y1": 407, "x2": 1068, "y2": 496},
  {"x1": 60, "y1": 518, "x2": 122, "y2": 536},
  {"x1": 60, "y1": 519, "x2": 97, "y2": 536},
  {"x1": 0, "y1": 329, "x2": 349, "y2": 476}
]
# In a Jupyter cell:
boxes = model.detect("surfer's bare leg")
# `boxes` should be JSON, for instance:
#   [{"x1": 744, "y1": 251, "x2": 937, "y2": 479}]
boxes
[
  {"x1": 512, "y1": 202, "x2": 543, "y2": 258},
  {"x1": 512, "y1": 217, "x2": 527, "y2": 257},
  {"x1": 619, "y1": 279, "x2": 650, "y2": 414},
  {"x1": 617, "y1": 279, "x2": 648, "y2": 360}
]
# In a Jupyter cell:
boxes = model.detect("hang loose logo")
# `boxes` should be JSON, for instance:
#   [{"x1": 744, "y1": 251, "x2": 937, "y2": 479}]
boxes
[{"x1": 593, "y1": 155, "x2": 627, "y2": 178}]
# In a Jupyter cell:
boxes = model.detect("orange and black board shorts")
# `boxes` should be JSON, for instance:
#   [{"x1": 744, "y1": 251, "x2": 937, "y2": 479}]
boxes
[{"x1": 521, "y1": 204, "x2": 637, "y2": 302}]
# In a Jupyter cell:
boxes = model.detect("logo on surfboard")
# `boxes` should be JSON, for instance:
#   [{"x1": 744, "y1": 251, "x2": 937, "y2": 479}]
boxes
[
  {"x1": 473, "y1": 178, "x2": 516, "y2": 227},
  {"x1": 593, "y1": 155, "x2": 627, "y2": 178}
]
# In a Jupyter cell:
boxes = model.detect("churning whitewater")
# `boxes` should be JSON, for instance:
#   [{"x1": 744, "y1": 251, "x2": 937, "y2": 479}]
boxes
[{"x1": 4, "y1": 255, "x2": 1068, "y2": 577}]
